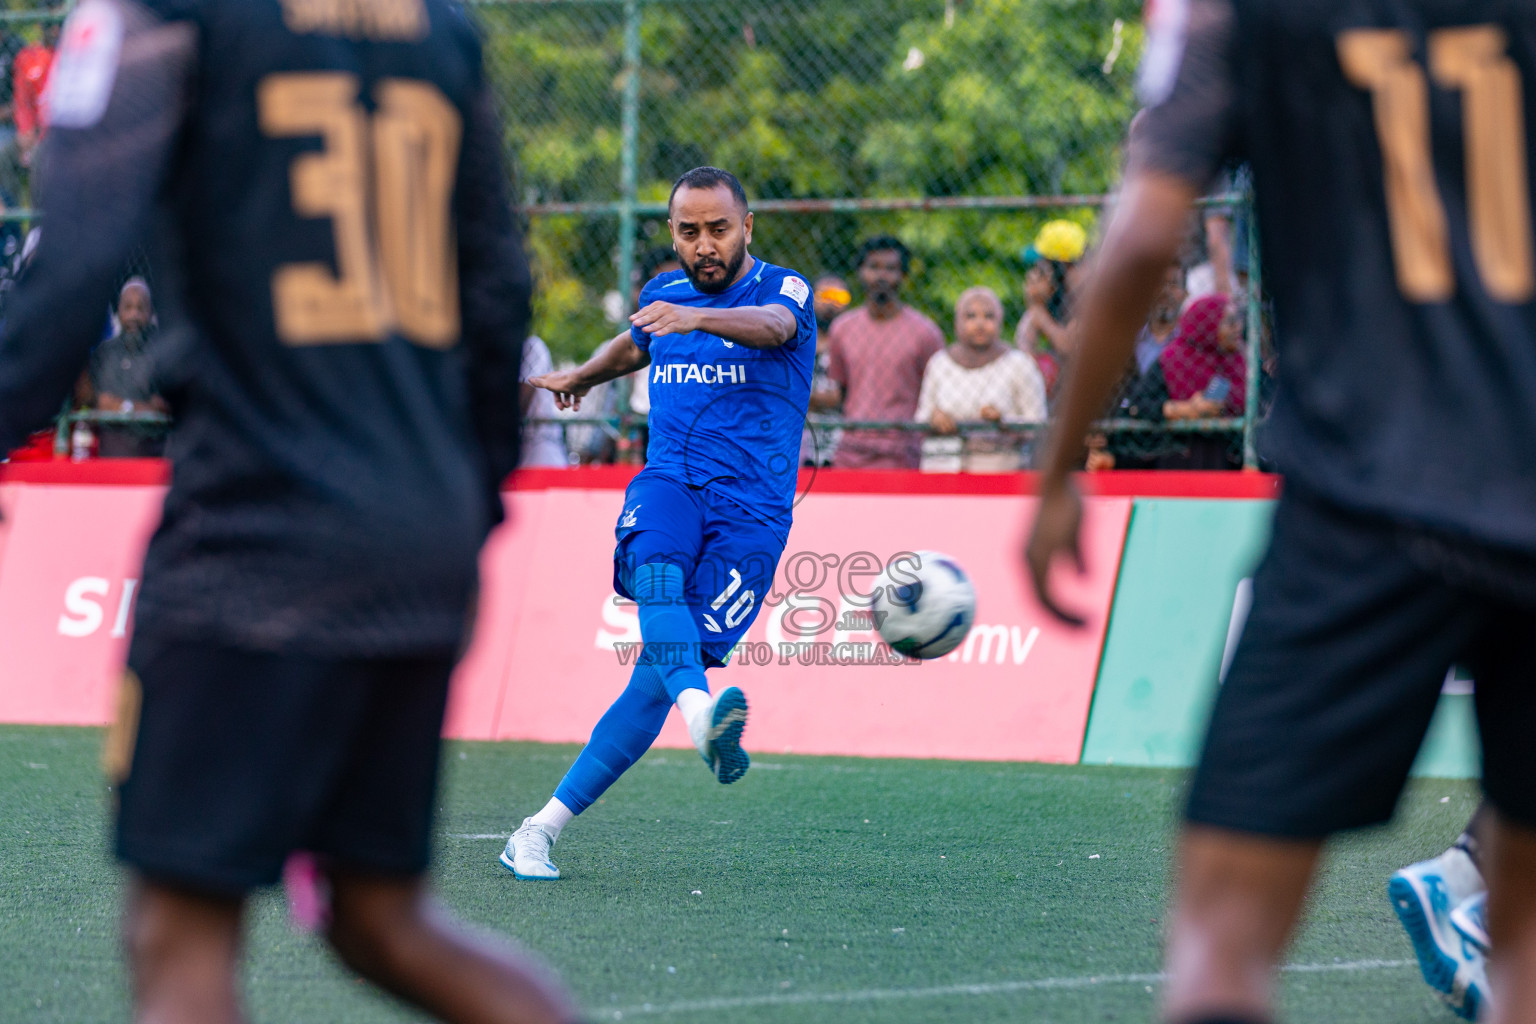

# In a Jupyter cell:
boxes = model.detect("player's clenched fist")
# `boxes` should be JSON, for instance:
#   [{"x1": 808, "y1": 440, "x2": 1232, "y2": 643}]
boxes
[
  {"x1": 527, "y1": 370, "x2": 591, "y2": 411},
  {"x1": 629, "y1": 300, "x2": 704, "y2": 337}
]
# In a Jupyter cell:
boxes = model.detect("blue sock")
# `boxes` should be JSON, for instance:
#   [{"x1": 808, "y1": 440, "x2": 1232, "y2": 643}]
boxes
[
  {"x1": 554, "y1": 663, "x2": 671, "y2": 814},
  {"x1": 628, "y1": 562, "x2": 709, "y2": 702},
  {"x1": 552, "y1": 562, "x2": 709, "y2": 815}
]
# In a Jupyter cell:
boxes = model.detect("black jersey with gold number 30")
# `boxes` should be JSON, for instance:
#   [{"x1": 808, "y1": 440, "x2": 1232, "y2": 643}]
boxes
[
  {"x1": 1133, "y1": 0, "x2": 1536, "y2": 554},
  {"x1": 0, "y1": 0, "x2": 531, "y2": 655}
]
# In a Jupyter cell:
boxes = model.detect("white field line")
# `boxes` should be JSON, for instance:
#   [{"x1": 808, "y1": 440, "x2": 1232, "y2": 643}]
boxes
[
  {"x1": 605, "y1": 959, "x2": 1413, "y2": 1017},
  {"x1": 438, "y1": 828, "x2": 1413, "y2": 1010}
]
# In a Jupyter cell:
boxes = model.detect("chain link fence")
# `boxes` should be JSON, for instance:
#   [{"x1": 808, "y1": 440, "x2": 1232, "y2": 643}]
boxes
[
  {"x1": 6, "y1": 0, "x2": 1270, "y2": 469},
  {"x1": 0, "y1": 6, "x2": 55, "y2": 215},
  {"x1": 0, "y1": 6, "x2": 174, "y2": 460},
  {"x1": 480, "y1": 0, "x2": 1269, "y2": 471}
]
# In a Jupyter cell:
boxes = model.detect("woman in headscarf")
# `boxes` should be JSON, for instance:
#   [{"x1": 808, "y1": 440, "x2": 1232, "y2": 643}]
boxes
[
  {"x1": 1160, "y1": 294, "x2": 1246, "y2": 413},
  {"x1": 1152, "y1": 293, "x2": 1247, "y2": 469},
  {"x1": 917, "y1": 286, "x2": 1048, "y2": 472}
]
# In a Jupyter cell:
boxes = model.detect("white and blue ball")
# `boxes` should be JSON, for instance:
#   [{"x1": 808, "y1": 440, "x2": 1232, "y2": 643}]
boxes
[{"x1": 871, "y1": 550, "x2": 976, "y2": 659}]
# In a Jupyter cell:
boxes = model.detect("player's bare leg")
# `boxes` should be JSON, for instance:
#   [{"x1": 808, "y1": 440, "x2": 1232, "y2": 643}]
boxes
[
  {"x1": 1162, "y1": 826, "x2": 1322, "y2": 1023},
  {"x1": 1483, "y1": 811, "x2": 1536, "y2": 1024},
  {"x1": 325, "y1": 870, "x2": 575, "y2": 1024},
  {"x1": 123, "y1": 878, "x2": 245, "y2": 1024}
]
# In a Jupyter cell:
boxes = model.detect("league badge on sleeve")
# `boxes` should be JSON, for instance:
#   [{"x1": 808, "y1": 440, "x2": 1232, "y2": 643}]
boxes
[
  {"x1": 779, "y1": 275, "x2": 810, "y2": 308},
  {"x1": 1137, "y1": 0, "x2": 1189, "y2": 107},
  {"x1": 45, "y1": 0, "x2": 125, "y2": 130}
]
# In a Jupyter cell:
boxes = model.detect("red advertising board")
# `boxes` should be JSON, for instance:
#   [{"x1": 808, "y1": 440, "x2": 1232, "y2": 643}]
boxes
[
  {"x1": 0, "y1": 476, "x2": 1131, "y2": 763},
  {"x1": 488, "y1": 489, "x2": 1129, "y2": 762},
  {"x1": 0, "y1": 483, "x2": 17, "y2": 571},
  {"x1": 0, "y1": 484, "x2": 163, "y2": 725},
  {"x1": 441, "y1": 490, "x2": 548, "y2": 741}
]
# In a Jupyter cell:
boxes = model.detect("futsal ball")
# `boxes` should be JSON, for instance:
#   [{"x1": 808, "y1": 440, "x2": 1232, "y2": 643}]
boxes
[{"x1": 871, "y1": 550, "x2": 976, "y2": 659}]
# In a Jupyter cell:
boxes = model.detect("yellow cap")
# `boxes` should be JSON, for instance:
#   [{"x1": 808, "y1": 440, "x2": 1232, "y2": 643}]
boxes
[{"x1": 1034, "y1": 220, "x2": 1087, "y2": 263}]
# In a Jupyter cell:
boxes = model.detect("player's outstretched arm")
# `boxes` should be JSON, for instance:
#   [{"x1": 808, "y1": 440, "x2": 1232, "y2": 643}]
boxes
[
  {"x1": 528, "y1": 332, "x2": 650, "y2": 411},
  {"x1": 1024, "y1": 170, "x2": 1198, "y2": 623},
  {"x1": 0, "y1": 0, "x2": 193, "y2": 456},
  {"x1": 629, "y1": 301, "x2": 796, "y2": 349},
  {"x1": 1027, "y1": 0, "x2": 1236, "y2": 622}
]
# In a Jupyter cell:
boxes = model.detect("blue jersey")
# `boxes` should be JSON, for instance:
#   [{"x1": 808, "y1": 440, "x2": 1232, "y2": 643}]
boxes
[{"x1": 630, "y1": 257, "x2": 816, "y2": 539}]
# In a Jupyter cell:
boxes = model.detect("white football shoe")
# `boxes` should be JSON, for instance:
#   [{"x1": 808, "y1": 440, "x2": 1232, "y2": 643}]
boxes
[
  {"x1": 498, "y1": 818, "x2": 560, "y2": 880},
  {"x1": 1450, "y1": 943, "x2": 1492, "y2": 1022},
  {"x1": 1388, "y1": 848, "x2": 1489, "y2": 1020},
  {"x1": 688, "y1": 686, "x2": 749, "y2": 784},
  {"x1": 1451, "y1": 890, "x2": 1491, "y2": 957}
]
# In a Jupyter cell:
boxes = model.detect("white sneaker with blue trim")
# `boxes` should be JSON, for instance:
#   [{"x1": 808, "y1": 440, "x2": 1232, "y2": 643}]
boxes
[
  {"x1": 1451, "y1": 890, "x2": 1491, "y2": 957},
  {"x1": 1389, "y1": 848, "x2": 1489, "y2": 1020},
  {"x1": 690, "y1": 686, "x2": 749, "y2": 784},
  {"x1": 499, "y1": 818, "x2": 560, "y2": 880}
]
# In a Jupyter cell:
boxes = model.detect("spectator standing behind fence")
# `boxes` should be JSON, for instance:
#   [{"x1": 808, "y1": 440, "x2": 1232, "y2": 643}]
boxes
[
  {"x1": 814, "y1": 236, "x2": 943, "y2": 469},
  {"x1": 1014, "y1": 220, "x2": 1086, "y2": 398},
  {"x1": 566, "y1": 249, "x2": 681, "y2": 465},
  {"x1": 916, "y1": 286, "x2": 1046, "y2": 473},
  {"x1": 13, "y1": 22, "x2": 55, "y2": 170},
  {"x1": 519, "y1": 335, "x2": 568, "y2": 468},
  {"x1": 622, "y1": 248, "x2": 680, "y2": 462},
  {"x1": 1092, "y1": 260, "x2": 1189, "y2": 471},
  {"x1": 1135, "y1": 263, "x2": 1188, "y2": 374},
  {"x1": 1189, "y1": 196, "x2": 1234, "y2": 301},
  {"x1": 1156, "y1": 293, "x2": 1246, "y2": 470},
  {"x1": 89, "y1": 278, "x2": 168, "y2": 458},
  {"x1": 800, "y1": 273, "x2": 849, "y2": 466},
  {"x1": 1186, "y1": 166, "x2": 1254, "y2": 303}
]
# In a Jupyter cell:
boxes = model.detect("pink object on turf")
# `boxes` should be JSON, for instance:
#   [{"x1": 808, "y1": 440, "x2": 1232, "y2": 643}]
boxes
[{"x1": 283, "y1": 852, "x2": 330, "y2": 933}]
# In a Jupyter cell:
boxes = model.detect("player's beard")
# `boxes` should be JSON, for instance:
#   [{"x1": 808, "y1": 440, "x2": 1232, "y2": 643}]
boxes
[{"x1": 683, "y1": 243, "x2": 746, "y2": 295}]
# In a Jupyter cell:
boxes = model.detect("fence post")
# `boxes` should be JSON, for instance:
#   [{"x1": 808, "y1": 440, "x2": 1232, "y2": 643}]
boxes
[
  {"x1": 1241, "y1": 181, "x2": 1263, "y2": 470},
  {"x1": 613, "y1": 0, "x2": 641, "y2": 429},
  {"x1": 617, "y1": 0, "x2": 640, "y2": 313}
]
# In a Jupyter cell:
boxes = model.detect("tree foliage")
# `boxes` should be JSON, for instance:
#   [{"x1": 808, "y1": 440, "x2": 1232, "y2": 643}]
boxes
[{"x1": 478, "y1": 0, "x2": 1144, "y2": 360}]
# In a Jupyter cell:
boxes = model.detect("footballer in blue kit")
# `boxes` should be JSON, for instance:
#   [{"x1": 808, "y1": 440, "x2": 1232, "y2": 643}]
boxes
[{"x1": 502, "y1": 167, "x2": 816, "y2": 879}]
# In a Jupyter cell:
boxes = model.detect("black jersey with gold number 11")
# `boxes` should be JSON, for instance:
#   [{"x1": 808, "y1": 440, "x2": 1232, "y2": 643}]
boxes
[{"x1": 1135, "y1": 0, "x2": 1536, "y2": 556}]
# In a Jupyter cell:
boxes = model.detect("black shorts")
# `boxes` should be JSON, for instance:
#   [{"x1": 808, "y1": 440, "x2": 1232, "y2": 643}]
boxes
[
  {"x1": 112, "y1": 636, "x2": 454, "y2": 895},
  {"x1": 1186, "y1": 485, "x2": 1536, "y2": 838}
]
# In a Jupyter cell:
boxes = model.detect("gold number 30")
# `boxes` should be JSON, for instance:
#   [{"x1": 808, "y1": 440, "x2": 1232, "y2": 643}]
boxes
[
  {"x1": 259, "y1": 72, "x2": 462, "y2": 347},
  {"x1": 1339, "y1": 25, "x2": 1535, "y2": 304}
]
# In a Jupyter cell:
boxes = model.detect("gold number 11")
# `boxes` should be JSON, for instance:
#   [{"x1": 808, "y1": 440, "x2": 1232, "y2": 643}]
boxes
[{"x1": 1339, "y1": 25, "x2": 1535, "y2": 304}]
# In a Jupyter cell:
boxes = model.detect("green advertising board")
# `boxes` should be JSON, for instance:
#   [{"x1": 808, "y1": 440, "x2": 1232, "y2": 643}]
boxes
[{"x1": 1081, "y1": 499, "x2": 1479, "y2": 779}]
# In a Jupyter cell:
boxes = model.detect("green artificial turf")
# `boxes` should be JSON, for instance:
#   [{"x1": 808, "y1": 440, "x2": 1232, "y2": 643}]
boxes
[{"x1": 0, "y1": 725, "x2": 1480, "y2": 1023}]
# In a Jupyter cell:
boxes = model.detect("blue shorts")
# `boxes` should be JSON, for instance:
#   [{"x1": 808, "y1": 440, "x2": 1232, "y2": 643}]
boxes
[{"x1": 612, "y1": 471, "x2": 785, "y2": 668}]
